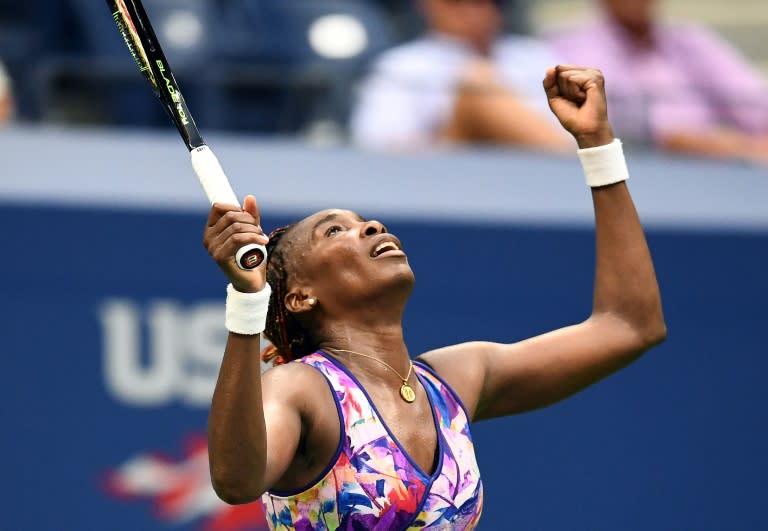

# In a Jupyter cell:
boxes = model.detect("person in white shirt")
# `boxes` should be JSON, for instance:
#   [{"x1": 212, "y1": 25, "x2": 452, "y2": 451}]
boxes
[{"x1": 350, "y1": 0, "x2": 571, "y2": 151}]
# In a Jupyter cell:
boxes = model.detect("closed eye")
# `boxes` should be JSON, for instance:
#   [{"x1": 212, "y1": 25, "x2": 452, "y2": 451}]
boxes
[{"x1": 325, "y1": 225, "x2": 344, "y2": 237}]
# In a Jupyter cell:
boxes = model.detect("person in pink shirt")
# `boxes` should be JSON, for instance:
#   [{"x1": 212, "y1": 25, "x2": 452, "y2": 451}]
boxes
[{"x1": 548, "y1": 0, "x2": 768, "y2": 163}]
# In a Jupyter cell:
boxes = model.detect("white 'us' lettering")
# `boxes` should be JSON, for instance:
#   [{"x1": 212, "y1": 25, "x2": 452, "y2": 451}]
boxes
[{"x1": 99, "y1": 299, "x2": 228, "y2": 407}]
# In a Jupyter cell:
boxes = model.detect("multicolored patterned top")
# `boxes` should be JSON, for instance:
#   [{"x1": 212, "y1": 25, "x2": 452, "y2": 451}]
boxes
[{"x1": 261, "y1": 351, "x2": 483, "y2": 530}]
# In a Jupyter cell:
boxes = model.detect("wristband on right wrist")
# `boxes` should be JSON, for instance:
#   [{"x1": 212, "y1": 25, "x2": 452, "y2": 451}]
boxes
[
  {"x1": 577, "y1": 138, "x2": 630, "y2": 188},
  {"x1": 225, "y1": 283, "x2": 272, "y2": 335}
]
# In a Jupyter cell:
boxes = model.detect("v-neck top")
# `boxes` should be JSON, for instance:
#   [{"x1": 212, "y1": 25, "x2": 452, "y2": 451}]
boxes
[{"x1": 261, "y1": 351, "x2": 483, "y2": 530}]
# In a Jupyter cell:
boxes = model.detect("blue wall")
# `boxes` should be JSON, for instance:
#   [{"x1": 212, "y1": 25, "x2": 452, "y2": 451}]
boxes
[{"x1": 2, "y1": 202, "x2": 766, "y2": 530}]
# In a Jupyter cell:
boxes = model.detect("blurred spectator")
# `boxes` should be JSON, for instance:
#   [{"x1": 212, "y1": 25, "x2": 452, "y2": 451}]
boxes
[
  {"x1": 350, "y1": 0, "x2": 571, "y2": 151},
  {"x1": 0, "y1": 60, "x2": 13, "y2": 124},
  {"x1": 548, "y1": 0, "x2": 768, "y2": 163}
]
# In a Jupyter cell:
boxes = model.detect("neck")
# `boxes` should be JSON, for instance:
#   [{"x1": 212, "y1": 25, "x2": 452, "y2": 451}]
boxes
[
  {"x1": 431, "y1": 30, "x2": 492, "y2": 56},
  {"x1": 312, "y1": 278, "x2": 413, "y2": 378},
  {"x1": 319, "y1": 322, "x2": 409, "y2": 360},
  {"x1": 317, "y1": 322, "x2": 411, "y2": 381},
  {"x1": 315, "y1": 279, "x2": 410, "y2": 346},
  {"x1": 611, "y1": 15, "x2": 654, "y2": 48}
]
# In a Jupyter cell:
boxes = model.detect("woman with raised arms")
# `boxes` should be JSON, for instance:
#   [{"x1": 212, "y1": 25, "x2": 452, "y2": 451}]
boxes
[{"x1": 203, "y1": 65, "x2": 666, "y2": 530}]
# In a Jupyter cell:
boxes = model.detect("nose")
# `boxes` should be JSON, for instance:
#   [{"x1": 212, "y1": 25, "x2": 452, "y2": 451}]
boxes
[{"x1": 361, "y1": 220, "x2": 387, "y2": 237}]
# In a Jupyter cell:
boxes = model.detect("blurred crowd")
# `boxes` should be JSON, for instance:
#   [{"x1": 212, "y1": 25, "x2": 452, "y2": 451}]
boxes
[{"x1": 1, "y1": 0, "x2": 766, "y2": 162}]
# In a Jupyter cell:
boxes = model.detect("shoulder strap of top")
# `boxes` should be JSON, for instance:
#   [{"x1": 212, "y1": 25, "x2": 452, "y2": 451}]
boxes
[
  {"x1": 414, "y1": 360, "x2": 473, "y2": 429},
  {"x1": 297, "y1": 351, "x2": 390, "y2": 449}
]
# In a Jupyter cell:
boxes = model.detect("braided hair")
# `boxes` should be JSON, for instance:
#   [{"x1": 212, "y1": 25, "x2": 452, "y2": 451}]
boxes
[{"x1": 260, "y1": 225, "x2": 318, "y2": 366}]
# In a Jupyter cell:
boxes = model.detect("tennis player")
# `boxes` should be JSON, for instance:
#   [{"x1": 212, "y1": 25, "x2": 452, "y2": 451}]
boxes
[{"x1": 204, "y1": 65, "x2": 666, "y2": 529}]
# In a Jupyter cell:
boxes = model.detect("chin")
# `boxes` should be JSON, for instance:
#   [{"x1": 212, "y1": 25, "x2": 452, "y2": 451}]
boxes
[{"x1": 375, "y1": 263, "x2": 416, "y2": 299}]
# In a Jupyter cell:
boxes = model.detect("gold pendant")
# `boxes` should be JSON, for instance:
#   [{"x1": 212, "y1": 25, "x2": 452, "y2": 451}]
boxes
[{"x1": 400, "y1": 383, "x2": 416, "y2": 403}]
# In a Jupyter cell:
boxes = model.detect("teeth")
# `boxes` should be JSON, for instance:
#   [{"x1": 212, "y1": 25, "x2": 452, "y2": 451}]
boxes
[{"x1": 373, "y1": 241, "x2": 399, "y2": 256}]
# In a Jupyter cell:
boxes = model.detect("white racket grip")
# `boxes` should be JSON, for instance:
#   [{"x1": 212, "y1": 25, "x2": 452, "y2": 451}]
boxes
[
  {"x1": 190, "y1": 145, "x2": 239, "y2": 206},
  {"x1": 190, "y1": 145, "x2": 267, "y2": 270}
]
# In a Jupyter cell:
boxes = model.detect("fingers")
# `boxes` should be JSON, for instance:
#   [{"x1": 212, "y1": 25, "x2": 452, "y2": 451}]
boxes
[
  {"x1": 209, "y1": 209, "x2": 268, "y2": 243},
  {"x1": 555, "y1": 65, "x2": 605, "y2": 104},
  {"x1": 547, "y1": 65, "x2": 605, "y2": 104},
  {"x1": 203, "y1": 199, "x2": 269, "y2": 265},
  {"x1": 205, "y1": 194, "x2": 262, "y2": 228},
  {"x1": 556, "y1": 70, "x2": 588, "y2": 104},
  {"x1": 542, "y1": 67, "x2": 559, "y2": 99},
  {"x1": 208, "y1": 225, "x2": 267, "y2": 264},
  {"x1": 206, "y1": 202, "x2": 239, "y2": 227}
]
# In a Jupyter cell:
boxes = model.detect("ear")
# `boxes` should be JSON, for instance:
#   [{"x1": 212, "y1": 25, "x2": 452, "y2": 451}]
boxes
[{"x1": 284, "y1": 289, "x2": 317, "y2": 315}]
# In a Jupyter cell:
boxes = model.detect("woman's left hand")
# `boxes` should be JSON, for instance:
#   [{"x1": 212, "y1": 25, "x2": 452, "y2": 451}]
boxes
[{"x1": 544, "y1": 65, "x2": 615, "y2": 149}]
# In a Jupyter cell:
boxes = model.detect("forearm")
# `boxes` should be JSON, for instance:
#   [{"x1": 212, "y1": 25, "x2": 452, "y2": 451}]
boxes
[
  {"x1": 590, "y1": 179, "x2": 665, "y2": 344},
  {"x1": 571, "y1": 126, "x2": 665, "y2": 343},
  {"x1": 443, "y1": 59, "x2": 572, "y2": 151},
  {"x1": 659, "y1": 129, "x2": 763, "y2": 162},
  {"x1": 208, "y1": 333, "x2": 267, "y2": 503}
]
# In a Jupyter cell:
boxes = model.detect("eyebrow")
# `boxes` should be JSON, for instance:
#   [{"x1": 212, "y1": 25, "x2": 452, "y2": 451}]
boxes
[{"x1": 310, "y1": 212, "x2": 366, "y2": 239}]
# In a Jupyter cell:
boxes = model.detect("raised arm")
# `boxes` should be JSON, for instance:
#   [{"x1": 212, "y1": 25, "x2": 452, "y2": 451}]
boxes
[
  {"x1": 420, "y1": 66, "x2": 667, "y2": 420},
  {"x1": 203, "y1": 198, "x2": 301, "y2": 503}
]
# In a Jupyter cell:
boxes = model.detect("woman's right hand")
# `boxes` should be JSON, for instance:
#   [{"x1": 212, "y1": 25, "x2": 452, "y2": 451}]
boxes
[{"x1": 203, "y1": 194, "x2": 269, "y2": 293}]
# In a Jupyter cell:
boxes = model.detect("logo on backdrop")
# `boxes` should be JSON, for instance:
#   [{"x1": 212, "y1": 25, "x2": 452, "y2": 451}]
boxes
[
  {"x1": 105, "y1": 434, "x2": 268, "y2": 530},
  {"x1": 99, "y1": 299, "x2": 270, "y2": 529},
  {"x1": 99, "y1": 299, "x2": 228, "y2": 407}
]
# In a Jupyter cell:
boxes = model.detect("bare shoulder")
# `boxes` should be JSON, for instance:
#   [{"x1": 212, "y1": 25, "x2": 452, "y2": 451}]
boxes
[
  {"x1": 261, "y1": 360, "x2": 332, "y2": 406},
  {"x1": 261, "y1": 361, "x2": 339, "y2": 451},
  {"x1": 417, "y1": 342, "x2": 493, "y2": 421},
  {"x1": 258, "y1": 361, "x2": 341, "y2": 492},
  {"x1": 261, "y1": 360, "x2": 339, "y2": 432}
]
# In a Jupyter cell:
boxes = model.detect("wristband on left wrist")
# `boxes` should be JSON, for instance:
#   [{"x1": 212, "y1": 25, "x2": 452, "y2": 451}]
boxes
[{"x1": 577, "y1": 138, "x2": 629, "y2": 188}]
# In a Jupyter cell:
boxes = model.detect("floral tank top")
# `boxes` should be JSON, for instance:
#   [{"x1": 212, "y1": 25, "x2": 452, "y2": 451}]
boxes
[{"x1": 261, "y1": 351, "x2": 483, "y2": 530}]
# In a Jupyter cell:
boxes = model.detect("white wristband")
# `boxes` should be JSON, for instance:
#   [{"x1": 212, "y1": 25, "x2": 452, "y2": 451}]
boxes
[
  {"x1": 577, "y1": 138, "x2": 630, "y2": 188},
  {"x1": 225, "y1": 283, "x2": 272, "y2": 335}
]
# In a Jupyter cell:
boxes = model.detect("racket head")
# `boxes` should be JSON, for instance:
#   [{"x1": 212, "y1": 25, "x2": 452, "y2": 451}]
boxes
[
  {"x1": 106, "y1": 0, "x2": 204, "y2": 149},
  {"x1": 108, "y1": 0, "x2": 158, "y2": 95}
]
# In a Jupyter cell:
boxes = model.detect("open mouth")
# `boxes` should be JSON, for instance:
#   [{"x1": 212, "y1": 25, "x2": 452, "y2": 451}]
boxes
[{"x1": 371, "y1": 240, "x2": 402, "y2": 258}]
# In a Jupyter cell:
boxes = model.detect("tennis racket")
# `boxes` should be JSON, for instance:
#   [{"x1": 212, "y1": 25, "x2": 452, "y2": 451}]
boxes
[{"x1": 106, "y1": 0, "x2": 266, "y2": 269}]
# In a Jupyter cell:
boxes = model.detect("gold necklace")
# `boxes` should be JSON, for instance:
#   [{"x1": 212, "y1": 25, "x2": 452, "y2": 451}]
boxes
[{"x1": 326, "y1": 348, "x2": 416, "y2": 403}]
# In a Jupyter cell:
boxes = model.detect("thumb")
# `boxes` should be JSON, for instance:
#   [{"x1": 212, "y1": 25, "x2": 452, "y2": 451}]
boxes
[{"x1": 242, "y1": 194, "x2": 261, "y2": 223}]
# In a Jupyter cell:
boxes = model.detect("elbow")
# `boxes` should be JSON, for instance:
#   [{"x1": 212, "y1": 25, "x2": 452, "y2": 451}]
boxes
[
  {"x1": 212, "y1": 482, "x2": 262, "y2": 506},
  {"x1": 593, "y1": 308, "x2": 668, "y2": 352},
  {"x1": 634, "y1": 309, "x2": 668, "y2": 351},
  {"x1": 642, "y1": 319, "x2": 668, "y2": 349},
  {"x1": 210, "y1": 472, "x2": 264, "y2": 505}
]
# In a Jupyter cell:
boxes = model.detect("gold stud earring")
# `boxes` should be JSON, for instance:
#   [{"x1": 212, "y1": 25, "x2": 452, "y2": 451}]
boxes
[{"x1": 308, "y1": 297, "x2": 317, "y2": 307}]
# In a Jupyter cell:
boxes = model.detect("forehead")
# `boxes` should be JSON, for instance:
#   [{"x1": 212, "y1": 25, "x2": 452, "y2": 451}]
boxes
[
  {"x1": 297, "y1": 209, "x2": 365, "y2": 233},
  {"x1": 281, "y1": 209, "x2": 359, "y2": 246}
]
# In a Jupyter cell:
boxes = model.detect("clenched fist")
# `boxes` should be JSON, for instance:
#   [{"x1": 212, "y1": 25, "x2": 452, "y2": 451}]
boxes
[{"x1": 544, "y1": 65, "x2": 615, "y2": 149}]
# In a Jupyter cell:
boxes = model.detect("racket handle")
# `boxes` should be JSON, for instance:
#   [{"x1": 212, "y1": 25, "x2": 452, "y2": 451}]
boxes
[{"x1": 191, "y1": 145, "x2": 267, "y2": 270}]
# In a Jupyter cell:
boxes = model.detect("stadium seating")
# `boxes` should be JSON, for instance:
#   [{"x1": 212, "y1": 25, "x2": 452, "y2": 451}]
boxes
[
  {"x1": 204, "y1": 0, "x2": 395, "y2": 134},
  {"x1": 0, "y1": 2, "x2": 42, "y2": 119},
  {"x1": 31, "y1": 0, "x2": 215, "y2": 127},
  {"x1": 3, "y1": 0, "x2": 543, "y2": 133},
  {"x1": 23, "y1": 0, "x2": 395, "y2": 135}
]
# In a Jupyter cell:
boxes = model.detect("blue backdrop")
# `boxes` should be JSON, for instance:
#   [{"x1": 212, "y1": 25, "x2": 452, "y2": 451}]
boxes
[{"x1": 2, "y1": 202, "x2": 767, "y2": 530}]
